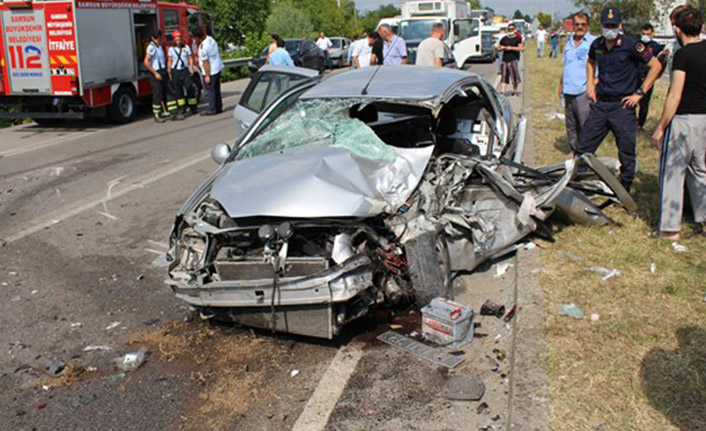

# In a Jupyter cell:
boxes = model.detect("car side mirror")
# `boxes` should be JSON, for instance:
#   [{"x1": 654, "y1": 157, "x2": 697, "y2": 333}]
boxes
[
  {"x1": 453, "y1": 24, "x2": 460, "y2": 36},
  {"x1": 211, "y1": 142, "x2": 231, "y2": 164}
]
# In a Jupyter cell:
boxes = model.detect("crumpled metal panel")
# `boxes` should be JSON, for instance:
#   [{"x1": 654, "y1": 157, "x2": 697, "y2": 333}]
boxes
[{"x1": 211, "y1": 143, "x2": 433, "y2": 219}]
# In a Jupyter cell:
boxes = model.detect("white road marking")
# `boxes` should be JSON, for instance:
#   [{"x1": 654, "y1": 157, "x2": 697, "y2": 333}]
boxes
[
  {"x1": 0, "y1": 131, "x2": 97, "y2": 158},
  {"x1": 2, "y1": 152, "x2": 211, "y2": 244},
  {"x1": 147, "y1": 239, "x2": 168, "y2": 249},
  {"x1": 292, "y1": 344, "x2": 364, "y2": 431},
  {"x1": 97, "y1": 211, "x2": 118, "y2": 221},
  {"x1": 144, "y1": 248, "x2": 165, "y2": 255}
]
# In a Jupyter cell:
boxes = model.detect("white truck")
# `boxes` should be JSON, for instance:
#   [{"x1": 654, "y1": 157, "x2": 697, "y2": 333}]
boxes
[{"x1": 397, "y1": 0, "x2": 483, "y2": 67}]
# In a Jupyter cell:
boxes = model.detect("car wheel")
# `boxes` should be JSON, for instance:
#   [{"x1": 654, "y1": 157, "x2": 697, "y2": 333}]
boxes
[
  {"x1": 405, "y1": 231, "x2": 451, "y2": 306},
  {"x1": 108, "y1": 86, "x2": 137, "y2": 124}
]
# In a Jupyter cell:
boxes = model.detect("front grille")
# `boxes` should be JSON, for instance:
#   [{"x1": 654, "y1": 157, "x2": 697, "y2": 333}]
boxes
[{"x1": 215, "y1": 257, "x2": 329, "y2": 281}]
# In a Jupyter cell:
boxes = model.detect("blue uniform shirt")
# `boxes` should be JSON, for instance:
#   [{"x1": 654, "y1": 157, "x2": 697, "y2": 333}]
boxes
[
  {"x1": 638, "y1": 40, "x2": 664, "y2": 81},
  {"x1": 589, "y1": 35, "x2": 653, "y2": 97},
  {"x1": 562, "y1": 33, "x2": 596, "y2": 96},
  {"x1": 269, "y1": 48, "x2": 294, "y2": 67}
]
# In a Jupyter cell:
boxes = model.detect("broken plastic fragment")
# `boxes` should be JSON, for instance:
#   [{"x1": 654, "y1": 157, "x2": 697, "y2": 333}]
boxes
[
  {"x1": 494, "y1": 262, "x2": 513, "y2": 278},
  {"x1": 105, "y1": 321, "x2": 121, "y2": 331},
  {"x1": 290, "y1": 369, "x2": 300, "y2": 377},
  {"x1": 590, "y1": 313, "x2": 600, "y2": 321},
  {"x1": 588, "y1": 266, "x2": 621, "y2": 282},
  {"x1": 84, "y1": 345, "x2": 112, "y2": 352},
  {"x1": 649, "y1": 262, "x2": 656, "y2": 274},
  {"x1": 672, "y1": 242, "x2": 687, "y2": 253},
  {"x1": 557, "y1": 303, "x2": 584, "y2": 319},
  {"x1": 112, "y1": 347, "x2": 148, "y2": 371}
]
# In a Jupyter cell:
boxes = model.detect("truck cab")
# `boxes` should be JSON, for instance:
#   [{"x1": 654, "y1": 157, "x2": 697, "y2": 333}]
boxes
[{"x1": 398, "y1": 0, "x2": 481, "y2": 67}]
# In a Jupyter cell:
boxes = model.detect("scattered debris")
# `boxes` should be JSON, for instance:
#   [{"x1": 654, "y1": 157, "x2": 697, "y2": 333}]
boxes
[
  {"x1": 523, "y1": 242, "x2": 537, "y2": 250},
  {"x1": 494, "y1": 262, "x2": 513, "y2": 278},
  {"x1": 563, "y1": 251, "x2": 584, "y2": 262},
  {"x1": 557, "y1": 303, "x2": 585, "y2": 320},
  {"x1": 486, "y1": 356, "x2": 500, "y2": 372},
  {"x1": 649, "y1": 262, "x2": 657, "y2": 274},
  {"x1": 421, "y1": 298, "x2": 473, "y2": 348},
  {"x1": 590, "y1": 313, "x2": 600, "y2": 321},
  {"x1": 35, "y1": 357, "x2": 66, "y2": 377},
  {"x1": 502, "y1": 306, "x2": 517, "y2": 323},
  {"x1": 389, "y1": 324, "x2": 403, "y2": 330},
  {"x1": 546, "y1": 106, "x2": 566, "y2": 122},
  {"x1": 84, "y1": 345, "x2": 112, "y2": 352},
  {"x1": 105, "y1": 321, "x2": 121, "y2": 331},
  {"x1": 112, "y1": 347, "x2": 148, "y2": 371},
  {"x1": 492, "y1": 348, "x2": 507, "y2": 362},
  {"x1": 588, "y1": 266, "x2": 621, "y2": 282},
  {"x1": 443, "y1": 375, "x2": 485, "y2": 401},
  {"x1": 476, "y1": 402, "x2": 490, "y2": 414},
  {"x1": 36, "y1": 402, "x2": 46, "y2": 410},
  {"x1": 377, "y1": 331, "x2": 465, "y2": 369},
  {"x1": 480, "y1": 300, "x2": 506, "y2": 318},
  {"x1": 672, "y1": 242, "x2": 687, "y2": 253},
  {"x1": 290, "y1": 369, "x2": 300, "y2": 377},
  {"x1": 70, "y1": 322, "x2": 82, "y2": 328},
  {"x1": 136, "y1": 274, "x2": 145, "y2": 281}
]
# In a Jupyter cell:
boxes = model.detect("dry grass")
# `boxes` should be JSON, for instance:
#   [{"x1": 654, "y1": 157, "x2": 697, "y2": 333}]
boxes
[{"x1": 525, "y1": 40, "x2": 706, "y2": 431}]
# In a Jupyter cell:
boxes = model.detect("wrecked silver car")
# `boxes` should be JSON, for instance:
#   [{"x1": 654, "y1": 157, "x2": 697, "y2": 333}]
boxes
[{"x1": 167, "y1": 67, "x2": 634, "y2": 339}]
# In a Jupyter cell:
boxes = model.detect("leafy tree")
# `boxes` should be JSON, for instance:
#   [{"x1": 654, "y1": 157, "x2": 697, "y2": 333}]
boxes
[
  {"x1": 290, "y1": 0, "x2": 361, "y2": 38},
  {"x1": 572, "y1": 0, "x2": 656, "y2": 33},
  {"x1": 359, "y1": 4, "x2": 401, "y2": 33},
  {"x1": 524, "y1": 14, "x2": 532, "y2": 22},
  {"x1": 266, "y1": 0, "x2": 313, "y2": 38},
  {"x1": 536, "y1": 12, "x2": 552, "y2": 28},
  {"x1": 195, "y1": 0, "x2": 271, "y2": 47},
  {"x1": 513, "y1": 9, "x2": 525, "y2": 19},
  {"x1": 467, "y1": 0, "x2": 481, "y2": 9}
]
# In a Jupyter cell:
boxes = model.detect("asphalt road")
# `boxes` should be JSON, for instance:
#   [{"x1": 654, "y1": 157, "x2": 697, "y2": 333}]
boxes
[{"x1": 0, "y1": 61, "x2": 523, "y2": 431}]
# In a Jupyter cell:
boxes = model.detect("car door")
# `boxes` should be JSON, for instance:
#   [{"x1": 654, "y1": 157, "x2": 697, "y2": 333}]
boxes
[
  {"x1": 300, "y1": 41, "x2": 322, "y2": 70},
  {"x1": 452, "y1": 18, "x2": 482, "y2": 67},
  {"x1": 233, "y1": 66, "x2": 320, "y2": 135}
]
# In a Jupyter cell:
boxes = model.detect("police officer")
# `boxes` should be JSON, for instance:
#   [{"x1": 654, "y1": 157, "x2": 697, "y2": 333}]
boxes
[
  {"x1": 143, "y1": 29, "x2": 169, "y2": 122},
  {"x1": 168, "y1": 31, "x2": 198, "y2": 117},
  {"x1": 577, "y1": 7, "x2": 662, "y2": 191}
]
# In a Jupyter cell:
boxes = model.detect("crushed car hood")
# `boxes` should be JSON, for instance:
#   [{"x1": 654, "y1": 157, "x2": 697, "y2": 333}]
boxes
[{"x1": 210, "y1": 143, "x2": 434, "y2": 219}]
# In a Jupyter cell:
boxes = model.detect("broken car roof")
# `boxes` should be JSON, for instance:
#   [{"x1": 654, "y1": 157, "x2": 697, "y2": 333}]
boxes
[{"x1": 301, "y1": 66, "x2": 482, "y2": 103}]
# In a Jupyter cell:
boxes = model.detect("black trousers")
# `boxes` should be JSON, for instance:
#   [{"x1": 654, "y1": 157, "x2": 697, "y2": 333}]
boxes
[
  {"x1": 637, "y1": 87, "x2": 654, "y2": 128},
  {"x1": 149, "y1": 68, "x2": 168, "y2": 116},
  {"x1": 171, "y1": 69, "x2": 198, "y2": 113},
  {"x1": 577, "y1": 99, "x2": 637, "y2": 188},
  {"x1": 204, "y1": 72, "x2": 222, "y2": 113}
]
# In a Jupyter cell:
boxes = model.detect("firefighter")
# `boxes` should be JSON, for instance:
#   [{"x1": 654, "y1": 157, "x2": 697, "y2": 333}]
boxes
[
  {"x1": 143, "y1": 29, "x2": 172, "y2": 122},
  {"x1": 168, "y1": 31, "x2": 198, "y2": 116}
]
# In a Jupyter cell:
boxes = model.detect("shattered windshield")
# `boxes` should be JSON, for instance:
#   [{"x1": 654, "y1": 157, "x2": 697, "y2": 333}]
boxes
[{"x1": 235, "y1": 99, "x2": 396, "y2": 164}]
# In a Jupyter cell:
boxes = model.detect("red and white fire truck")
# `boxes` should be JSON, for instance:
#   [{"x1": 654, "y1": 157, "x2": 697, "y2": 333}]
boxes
[{"x1": 0, "y1": 0, "x2": 211, "y2": 123}]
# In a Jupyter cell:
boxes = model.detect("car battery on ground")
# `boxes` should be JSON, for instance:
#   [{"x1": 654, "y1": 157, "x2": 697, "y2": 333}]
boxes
[{"x1": 421, "y1": 297, "x2": 474, "y2": 348}]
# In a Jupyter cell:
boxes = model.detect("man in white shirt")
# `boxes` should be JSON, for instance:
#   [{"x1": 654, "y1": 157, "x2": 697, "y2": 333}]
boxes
[
  {"x1": 416, "y1": 23, "x2": 446, "y2": 67},
  {"x1": 192, "y1": 27, "x2": 223, "y2": 115},
  {"x1": 379, "y1": 24, "x2": 407, "y2": 65},
  {"x1": 536, "y1": 25, "x2": 547, "y2": 57},
  {"x1": 352, "y1": 32, "x2": 373, "y2": 68},
  {"x1": 316, "y1": 31, "x2": 333, "y2": 70}
]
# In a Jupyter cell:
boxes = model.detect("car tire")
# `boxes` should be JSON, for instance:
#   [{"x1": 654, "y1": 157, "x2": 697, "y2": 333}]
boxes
[
  {"x1": 405, "y1": 231, "x2": 452, "y2": 306},
  {"x1": 108, "y1": 86, "x2": 137, "y2": 124}
]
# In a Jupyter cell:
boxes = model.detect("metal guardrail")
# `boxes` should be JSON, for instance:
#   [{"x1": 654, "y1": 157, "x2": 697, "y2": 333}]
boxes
[{"x1": 222, "y1": 57, "x2": 253, "y2": 69}]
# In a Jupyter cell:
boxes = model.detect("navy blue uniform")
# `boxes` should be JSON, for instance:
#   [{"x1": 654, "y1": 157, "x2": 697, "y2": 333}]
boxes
[
  {"x1": 637, "y1": 40, "x2": 665, "y2": 128},
  {"x1": 577, "y1": 35, "x2": 654, "y2": 189}
]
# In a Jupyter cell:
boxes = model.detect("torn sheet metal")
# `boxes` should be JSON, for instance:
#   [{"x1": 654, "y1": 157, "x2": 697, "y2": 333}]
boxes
[
  {"x1": 377, "y1": 330, "x2": 465, "y2": 368},
  {"x1": 211, "y1": 143, "x2": 433, "y2": 219}
]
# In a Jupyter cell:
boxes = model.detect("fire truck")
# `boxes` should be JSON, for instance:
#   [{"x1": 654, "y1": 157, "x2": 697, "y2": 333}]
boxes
[{"x1": 0, "y1": 0, "x2": 211, "y2": 124}]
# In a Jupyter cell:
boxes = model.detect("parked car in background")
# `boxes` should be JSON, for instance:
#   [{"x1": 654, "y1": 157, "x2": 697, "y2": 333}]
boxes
[
  {"x1": 248, "y1": 39, "x2": 325, "y2": 74},
  {"x1": 328, "y1": 37, "x2": 353, "y2": 68},
  {"x1": 232, "y1": 66, "x2": 320, "y2": 136}
]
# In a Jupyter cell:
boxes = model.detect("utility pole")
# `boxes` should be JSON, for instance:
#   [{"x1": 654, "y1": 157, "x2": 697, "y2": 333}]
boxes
[{"x1": 551, "y1": 0, "x2": 555, "y2": 29}]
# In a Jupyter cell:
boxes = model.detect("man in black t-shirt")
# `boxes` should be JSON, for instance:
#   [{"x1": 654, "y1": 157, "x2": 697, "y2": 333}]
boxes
[
  {"x1": 652, "y1": 9, "x2": 706, "y2": 240},
  {"x1": 369, "y1": 32, "x2": 384, "y2": 65},
  {"x1": 498, "y1": 23, "x2": 524, "y2": 95}
]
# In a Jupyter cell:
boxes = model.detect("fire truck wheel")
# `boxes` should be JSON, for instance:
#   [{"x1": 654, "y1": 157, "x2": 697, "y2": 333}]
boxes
[{"x1": 108, "y1": 86, "x2": 137, "y2": 124}]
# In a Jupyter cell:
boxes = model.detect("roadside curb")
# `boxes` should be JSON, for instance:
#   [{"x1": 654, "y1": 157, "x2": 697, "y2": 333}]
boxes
[{"x1": 506, "y1": 56, "x2": 550, "y2": 431}]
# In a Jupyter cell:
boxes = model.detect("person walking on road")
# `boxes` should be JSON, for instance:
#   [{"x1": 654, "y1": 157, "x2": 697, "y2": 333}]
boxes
[
  {"x1": 558, "y1": 12, "x2": 595, "y2": 153},
  {"x1": 651, "y1": 9, "x2": 706, "y2": 240},
  {"x1": 144, "y1": 29, "x2": 170, "y2": 123},
  {"x1": 268, "y1": 37, "x2": 294, "y2": 67},
  {"x1": 536, "y1": 25, "x2": 547, "y2": 57},
  {"x1": 636, "y1": 24, "x2": 668, "y2": 130},
  {"x1": 168, "y1": 31, "x2": 198, "y2": 118},
  {"x1": 316, "y1": 31, "x2": 333, "y2": 70},
  {"x1": 576, "y1": 7, "x2": 662, "y2": 192},
  {"x1": 192, "y1": 28, "x2": 223, "y2": 116},
  {"x1": 353, "y1": 32, "x2": 373, "y2": 68},
  {"x1": 379, "y1": 24, "x2": 407, "y2": 65},
  {"x1": 549, "y1": 29, "x2": 560, "y2": 58},
  {"x1": 416, "y1": 23, "x2": 446, "y2": 67},
  {"x1": 369, "y1": 32, "x2": 384, "y2": 65},
  {"x1": 499, "y1": 23, "x2": 524, "y2": 95}
]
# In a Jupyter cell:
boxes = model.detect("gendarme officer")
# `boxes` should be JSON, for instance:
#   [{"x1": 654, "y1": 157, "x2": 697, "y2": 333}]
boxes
[{"x1": 577, "y1": 7, "x2": 662, "y2": 191}]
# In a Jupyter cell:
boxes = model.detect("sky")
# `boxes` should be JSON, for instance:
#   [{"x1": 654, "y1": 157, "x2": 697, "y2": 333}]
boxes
[{"x1": 355, "y1": 0, "x2": 578, "y2": 17}]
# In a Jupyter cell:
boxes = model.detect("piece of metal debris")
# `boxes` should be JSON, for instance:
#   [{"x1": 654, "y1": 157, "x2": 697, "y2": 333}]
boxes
[
  {"x1": 105, "y1": 321, "x2": 121, "y2": 331},
  {"x1": 377, "y1": 330, "x2": 465, "y2": 369},
  {"x1": 557, "y1": 303, "x2": 584, "y2": 319},
  {"x1": 480, "y1": 300, "x2": 506, "y2": 318},
  {"x1": 443, "y1": 375, "x2": 485, "y2": 401},
  {"x1": 503, "y1": 305, "x2": 517, "y2": 323},
  {"x1": 112, "y1": 347, "x2": 148, "y2": 371},
  {"x1": 84, "y1": 345, "x2": 112, "y2": 352}
]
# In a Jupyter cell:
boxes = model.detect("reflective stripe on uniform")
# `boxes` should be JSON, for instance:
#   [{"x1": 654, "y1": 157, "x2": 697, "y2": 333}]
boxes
[{"x1": 188, "y1": 98, "x2": 198, "y2": 106}]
